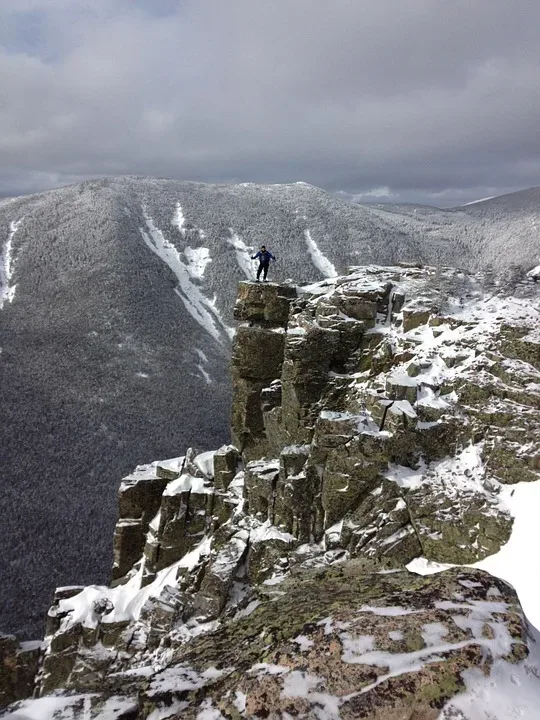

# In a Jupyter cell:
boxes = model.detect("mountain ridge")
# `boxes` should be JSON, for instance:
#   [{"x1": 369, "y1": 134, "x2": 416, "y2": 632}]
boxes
[
  {"x1": 1, "y1": 176, "x2": 539, "y2": 638},
  {"x1": 2, "y1": 266, "x2": 540, "y2": 718}
]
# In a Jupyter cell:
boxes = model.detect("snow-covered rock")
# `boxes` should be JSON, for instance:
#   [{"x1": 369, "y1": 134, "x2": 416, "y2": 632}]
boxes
[{"x1": 4, "y1": 265, "x2": 540, "y2": 718}]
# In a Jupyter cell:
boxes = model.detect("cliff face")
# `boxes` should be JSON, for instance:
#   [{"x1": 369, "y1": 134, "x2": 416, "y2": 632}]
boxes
[{"x1": 3, "y1": 265, "x2": 540, "y2": 719}]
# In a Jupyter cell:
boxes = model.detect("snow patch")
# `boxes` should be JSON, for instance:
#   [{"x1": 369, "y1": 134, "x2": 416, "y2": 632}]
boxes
[
  {"x1": 461, "y1": 196, "x2": 496, "y2": 206},
  {"x1": 304, "y1": 229, "x2": 337, "y2": 278},
  {"x1": 140, "y1": 209, "x2": 228, "y2": 343},
  {"x1": 527, "y1": 264, "x2": 540, "y2": 280},
  {"x1": 227, "y1": 230, "x2": 255, "y2": 279},
  {"x1": 407, "y1": 481, "x2": 540, "y2": 634},
  {"x1": 0, "y1": 218, "x2": 22, "y2": 309},
  {"x1": 439, "y1": 638, "x2": 540, "y2": 719},
  {"x1": 2, "y1": 694, "x2": 137, "y2": 719},
  {"x1": 184, "y1": 246, "x2": 211, "y2": 279},
  {"x1": 197, "y1": 364, "x2": 211, "y2": 384},
  {"x1": 53, "y1": 537, "x2": 212, "y2": 630},
  {"x1": 359, "y1": 605, "x2": 421, "y2": 617},
  {"x1": 250, "y1": 520, "x2": 296, "y2": 545},
  {"x1": 294, "y1": 634, "x2": 315, "y2": 651},
  {"x1": 173, "y1": 203, "x2": 187, "y2": 235},
  {"x1": 249, "y1": 663, "x2": 290, "y2": 675}
]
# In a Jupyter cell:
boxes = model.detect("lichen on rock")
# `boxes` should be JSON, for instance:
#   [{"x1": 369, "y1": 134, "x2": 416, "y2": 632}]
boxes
[{"x1": 4, "y1": 267, "x2": 540, "y2": 718}]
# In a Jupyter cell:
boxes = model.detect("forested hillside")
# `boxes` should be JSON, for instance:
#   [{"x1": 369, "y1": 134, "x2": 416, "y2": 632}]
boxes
[{"x1": 0, "y1": 176, "x2": 538, "y2": 637}]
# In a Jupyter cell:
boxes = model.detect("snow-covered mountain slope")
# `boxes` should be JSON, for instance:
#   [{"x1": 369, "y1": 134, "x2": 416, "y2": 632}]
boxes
[
  {"x1": 362, "y1": 186, "x2": 540, "y2": 272},
  {"x1": 1, "y1": 177, "x2": 540, "y2": 640},
  {"x1": 3, "y1": 266, "x2": 540, "y2": 719}
]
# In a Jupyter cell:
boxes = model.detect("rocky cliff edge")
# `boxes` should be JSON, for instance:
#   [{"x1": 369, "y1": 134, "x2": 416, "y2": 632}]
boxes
[{"x1": 3, "y1": 264, "x2": 540, "y2": 719}]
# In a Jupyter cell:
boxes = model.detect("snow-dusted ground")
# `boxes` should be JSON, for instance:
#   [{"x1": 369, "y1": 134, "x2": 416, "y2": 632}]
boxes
[
  {"x1": 438, "y1": 624, "x2": 540, "y2": 720},
  {"x1": 0, "y1": 219, "x2": 22, "y2": 309},
  {"x1": 1, "y1": 694, "x2": 137, "y2": 720},
  {"x1": 54, "y1": 536, "x2": 211, "y2": 629},
  {"x1": 303, "y1": 229, "x2": 337, "y2": 278},
  {"x1": 408, "y1": 481, "x2": 540, "y2": 634},
  {"x1": 140, "y1": 210, "x2": 230, "y2": 343}
]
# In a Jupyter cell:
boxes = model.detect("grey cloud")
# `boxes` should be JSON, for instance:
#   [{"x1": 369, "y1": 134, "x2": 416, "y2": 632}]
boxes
[{"x1": 1, "y1": 0, "x2": 540, "y2": 204}]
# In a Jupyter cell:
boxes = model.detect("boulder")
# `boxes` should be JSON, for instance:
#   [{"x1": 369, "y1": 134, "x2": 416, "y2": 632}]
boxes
[
  {"x1": 234, "y1": 281, "x2": 297, "y2": 325},
  {"x1": 140, "y1": 564, "x2": 529, "y2": 720},
  {"x1": 244, "y1": 459, "x2": 280, "y2": 522},
  {"x1": 193, "y1": 531, "x2": 249, "y2": 620},
  {"x1": 232, "y1": 325, "x2": 286, "y2": 380},
  {"x1": 403, "y1": 305, "x2": 432, "y2": 332},
  {"x1": 0, "y1": 635, "x2": 41, "y2": 709},
  {"x1": 111, "y1": 519, "x2": 145, "y2": 583},
  {"x1": 213, "y1": 445, "x2": 240, "y2": 491},
  {"x1": 112, "y1": 465, "x2": 170, "y2": 581}
]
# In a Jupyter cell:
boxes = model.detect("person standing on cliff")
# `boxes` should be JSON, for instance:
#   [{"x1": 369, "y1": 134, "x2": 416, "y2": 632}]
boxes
[{"x1": 251, "y1": 245, "x2": 276, "y2": 282}]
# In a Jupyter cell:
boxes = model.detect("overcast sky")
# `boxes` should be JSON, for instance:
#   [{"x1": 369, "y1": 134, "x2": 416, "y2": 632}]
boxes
[{"x1": 1, "y1": 0, "x2": 540, "y2": 206}]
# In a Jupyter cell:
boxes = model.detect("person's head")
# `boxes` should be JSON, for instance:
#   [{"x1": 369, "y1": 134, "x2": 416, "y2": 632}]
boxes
[{"x1": 261, "y1": 245, "x2": 266, "y2": 251}]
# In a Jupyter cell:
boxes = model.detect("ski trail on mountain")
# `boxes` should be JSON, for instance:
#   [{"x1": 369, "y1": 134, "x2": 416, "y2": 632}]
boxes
[
  {"x1": 0, "y1": 218, "x2": 23, "y2": 309},
  {"x1": 173, "y1": 203, "x2": 187, "y2": 236},
  {"x1": 304, "y1": 229, "x2": 337, "y2": 278},
  {"x1": 140, "y1": 210, "x2": 231, "y2": 343},
  {"x1": 227, "y1": 230, "x2": 255, "y2": 279},
  {"x1": 173, "y1": 203, "x2": 212, "y2": 279},
  {"x1": 184, "y1": 246, "x2": 211, "y2": 279}
]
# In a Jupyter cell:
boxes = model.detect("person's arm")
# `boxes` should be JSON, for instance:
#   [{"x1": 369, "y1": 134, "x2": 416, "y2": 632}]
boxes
[
  {"x1": 270, "y1": 251, "x2": 276, "y2": 260},
  {"x1": 251, "y1": 251, "x2": 261, "y2": 260}
]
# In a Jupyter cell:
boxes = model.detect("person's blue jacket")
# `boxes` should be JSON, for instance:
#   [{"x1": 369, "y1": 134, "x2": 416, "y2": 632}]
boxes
[{"x1": 251, "y1": 250, "x2": 275, "y2": 263}]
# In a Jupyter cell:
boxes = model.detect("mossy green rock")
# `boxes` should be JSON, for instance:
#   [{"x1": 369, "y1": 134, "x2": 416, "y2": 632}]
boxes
[{"x1": 140, "y1": 563, "x2": 527, "y2": 719}]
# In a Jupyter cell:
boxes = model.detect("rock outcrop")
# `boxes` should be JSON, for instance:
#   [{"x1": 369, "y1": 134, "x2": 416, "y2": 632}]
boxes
[
  {"x1": 139, "y1": 565, "x2": 528, "y2": 720},
  {"x1": 4, "y1": 268, "x2": 540, "y2": 719},
  {"x1": 0, "y1": 635, "x2": 42, "y2": 709}
]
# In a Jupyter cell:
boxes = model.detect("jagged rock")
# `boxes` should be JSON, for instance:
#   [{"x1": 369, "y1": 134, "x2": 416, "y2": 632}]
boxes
[
  {"x1": 46, "y1": 586, "x2": 86, "y2": 636},
  {"x1": 261, "y1": 380, "x2": 282, "y2": 413},
  {"x1": 231, "y1": 322, "x2": 286, "y2": 459},
  {"x1": 500, "y1": 323, "x2": 540, "y2": 370},
  {"x1": 117, "y1": 465, "x2": 171, "y2": 525},
  {"x1": 261, "y1": 381, "x2": 285, "y2": 456},
  {"x1": 140, "y1": 564, "x2": 529, "y2": 720},
  {"x1": 156, "y1": 456, "x2": 185, "y2": 481},
  {"x1": 0, "y1": 635, "x2": 41, "y2": 709},
  {"x1": 112, "y1": 520, "x2": 145, "y2": 584},
  {"x1": 193, "y1": 531, "x2": 249, "y2": 620},
  {"x1": 213, "y1": 445, "x2": 240, "y2": 491},
  {"x1": 234, "y1": 280, "x2": 297, "y2": 325},
  {"x1": 41, "y1": 622, "x2": 84, "y2": 694},
  {"x1": 281, "y1": 324, "x2": 341, "y2": 444},
  {"x1": 272, "y1": 446, "x2": 314, "y2": 539},
  {"x1": 402, "y1": 303, "x2": 433, "y2": 332},
  {"x1": 244, "y1": 459, "x2": 280, "y2": 522},
  {"x1": 230, "y1": 376, "x2": 268, "y2": 456},
  {"x1": 386, "y1": 372, "x2": 418, "y2": 404},
  {"x1": 344, "y1": 479, "x2": 422, "y2": 566},
  {"x1": 307, "y1": 412, "x2": 391, "y2": 532},
  {"x1": 140, "y1": 585, "x2": 187, "y2": 650},
  {"x1": 11, "y1": 266, "x2": 540, "y2": 717},
  {"x1": 232, "y1": 324, "x2": 286, "y2": 380},
  {"x1": 112, "y1": 464, "x2": 170, "y2": 583},
  {"x1": 143, "y1": 483, "x2": 212, "y2": 578},
  {"x1": 247, "y1": 522, "x2": 295, "y2": 583},
  {"x1": 231, "y1": 283, "x2": 297, "y2": 459}
]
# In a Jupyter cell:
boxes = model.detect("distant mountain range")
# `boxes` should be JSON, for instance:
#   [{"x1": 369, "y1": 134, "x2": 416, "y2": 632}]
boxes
[{"x1": 1, "y1": 176, "x2": 539, "y2": 637}]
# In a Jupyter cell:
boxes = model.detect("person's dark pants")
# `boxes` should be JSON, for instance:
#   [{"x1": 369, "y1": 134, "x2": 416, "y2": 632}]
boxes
[{"x1": 257, "y1": 261, "x2": 270, "y2": 280}]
